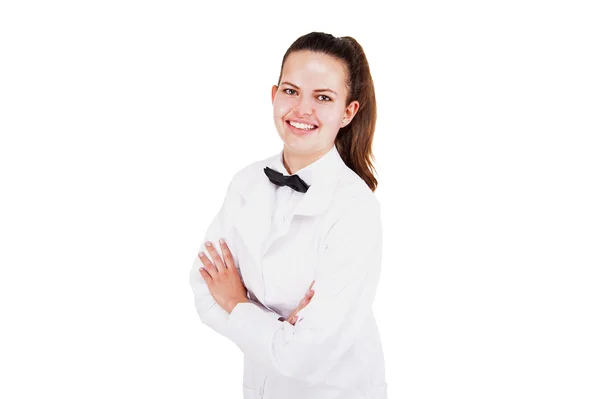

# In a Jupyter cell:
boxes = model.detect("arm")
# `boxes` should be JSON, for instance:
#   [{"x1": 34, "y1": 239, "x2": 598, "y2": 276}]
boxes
[
  {"x1": 189, "y1": 177, "x2": 282, "y2": 337},
  {"x1": 223, "y1": 196, "x2": 383, "y2": 385}
]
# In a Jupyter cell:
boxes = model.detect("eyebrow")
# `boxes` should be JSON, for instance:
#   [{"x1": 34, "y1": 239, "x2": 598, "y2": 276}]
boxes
[{"x1": 281, "y1": 81, "x2": 338, "y2": 96}]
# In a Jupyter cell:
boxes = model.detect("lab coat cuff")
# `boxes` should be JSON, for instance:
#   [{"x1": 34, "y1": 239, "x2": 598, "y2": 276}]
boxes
[
  {"x1": 225, "y1": 302, "x2": 283, "y2": 364},
  {"x1": 246, "y1": 299, "x2": 284, "y2": 321}
]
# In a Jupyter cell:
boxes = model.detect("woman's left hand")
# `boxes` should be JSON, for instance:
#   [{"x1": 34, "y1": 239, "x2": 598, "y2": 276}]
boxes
[{"x1": 198, "y1": 238, "x2": 249, "y2": 314}]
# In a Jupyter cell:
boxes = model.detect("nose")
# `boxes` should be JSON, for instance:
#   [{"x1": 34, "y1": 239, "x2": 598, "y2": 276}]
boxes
[{"x1": 294, "y1": 94, "x2": 313, "y2": 116}]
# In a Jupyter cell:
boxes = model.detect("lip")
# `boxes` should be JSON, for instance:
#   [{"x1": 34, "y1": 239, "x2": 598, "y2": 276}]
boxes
[{"x1": 285, "y1": 120, "x2": 319, "y2": 135}]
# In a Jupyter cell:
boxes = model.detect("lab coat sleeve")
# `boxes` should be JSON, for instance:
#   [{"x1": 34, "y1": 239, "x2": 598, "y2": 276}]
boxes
[
  {"x1": 189, "y1": 176, "x2": 282, "y2": 338},
  {"x1": 223, "y1": 196, "x2": 383, "y2": 385}
]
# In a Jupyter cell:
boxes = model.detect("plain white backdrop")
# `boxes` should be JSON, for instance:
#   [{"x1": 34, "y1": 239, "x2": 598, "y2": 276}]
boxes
[{"x1": 1, "y1": 1, "x2": 598, "y2": 398}]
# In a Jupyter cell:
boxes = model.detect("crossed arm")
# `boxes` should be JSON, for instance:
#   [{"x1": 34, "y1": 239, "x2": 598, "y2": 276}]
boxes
[{"x1": 189, "y1": 188, "x2": 382, "y2": 385}]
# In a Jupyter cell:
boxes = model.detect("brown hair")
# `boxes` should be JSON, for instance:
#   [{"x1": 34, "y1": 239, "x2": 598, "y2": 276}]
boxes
[{"x1": 276, "y1": 32, "x2": 379, "y2": 192}]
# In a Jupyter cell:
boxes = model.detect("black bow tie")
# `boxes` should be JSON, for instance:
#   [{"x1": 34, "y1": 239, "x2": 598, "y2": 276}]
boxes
[{"x1": 263, "y1": 166, "x2": 310, "y2": 193}]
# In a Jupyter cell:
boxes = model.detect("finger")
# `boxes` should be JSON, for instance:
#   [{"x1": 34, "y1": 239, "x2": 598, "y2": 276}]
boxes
[
  {"x1": 298, "y1": 297, "x2": 310, "y2": 310},
  {"x1": 302, "y1": 289, "x2": 315, "y2": 303},
  {"x1": 292, "y1": 302, "x2": 306, "y2": 318},
  {"x1": 288, "y1": 309, "x2": 298, "y2": 320},
  {"x1": 296, "y1": 292, "x2": 311, "y2": 309},
  {"x1": 198, "y1": 252, "x2": 217, "y2": 277},
  {"x1": 289, "y1": 304, "x2": 302, "y2": 319},
  {"x1": 199, "y1": 267, "x2": 212, "y2": 282},
  {"x1": 308, "y1": 280, "x2": 315, "y2": 291},
  {"x1": 204, "y1": 241, "x2": 225, "y2": 272},
  {"x1": 219, "y1": 238, "x2": 236, "y2": 271},
  {"x1": 297, "y1": 294, "x2": 313, "y2": 312}
]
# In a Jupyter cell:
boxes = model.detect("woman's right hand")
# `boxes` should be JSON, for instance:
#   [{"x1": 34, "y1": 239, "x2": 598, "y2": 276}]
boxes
[{"x1": 287, "y1": 280, "x2": 315, "y2": 325}]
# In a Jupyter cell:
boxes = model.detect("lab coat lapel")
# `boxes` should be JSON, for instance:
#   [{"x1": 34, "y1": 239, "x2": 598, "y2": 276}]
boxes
[{"x1": 235, "y1": 164, "x2": 277, "y2": 273}]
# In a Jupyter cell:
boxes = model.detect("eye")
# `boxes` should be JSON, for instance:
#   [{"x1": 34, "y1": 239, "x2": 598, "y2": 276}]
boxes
[
  {"x1": 317, "y1": 95, "x2": 332, "y2": 102},
  {"x1": 283, "y1": 88, "x2": 297, "y2": 95}
]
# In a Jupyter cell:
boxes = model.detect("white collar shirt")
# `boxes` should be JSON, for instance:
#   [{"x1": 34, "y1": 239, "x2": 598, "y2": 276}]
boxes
[{"x1": 190, "y1": 145, "x2": 387, "y2": 399}]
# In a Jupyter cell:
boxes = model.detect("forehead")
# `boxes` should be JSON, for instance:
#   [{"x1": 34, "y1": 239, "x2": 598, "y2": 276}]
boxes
[{"x1": 281, "y1": 51, "x2": 348, "y2": 90}]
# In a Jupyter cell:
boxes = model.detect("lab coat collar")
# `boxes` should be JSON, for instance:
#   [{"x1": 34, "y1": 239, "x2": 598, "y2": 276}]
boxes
[
  {"x1": 271, "y1": 145, "x2": 337, "y2": 188},
  {"x1": 239, "y1": 145, "x2": 345, "y2": 217}
]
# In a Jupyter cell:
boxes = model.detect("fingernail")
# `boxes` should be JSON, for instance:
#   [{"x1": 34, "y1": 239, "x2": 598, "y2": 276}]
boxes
[
  {"x1": 205, "y1": 241, "x2": 212, "y2": 247},
  {"x1": 219, "y1": 238, "x2": 225, "y2": 244},
  {"x1": 199, "y1": 252, "x2": 205, "y2": 257}
]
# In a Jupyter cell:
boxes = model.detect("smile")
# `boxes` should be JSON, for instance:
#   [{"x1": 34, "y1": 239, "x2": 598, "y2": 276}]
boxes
[{"x1": 286, "y1": 120, "x2": 318, "y2": 134}]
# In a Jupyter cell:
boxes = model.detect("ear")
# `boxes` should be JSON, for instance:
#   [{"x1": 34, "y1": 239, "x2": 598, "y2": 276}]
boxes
[
  {"x1": 341, "y1": 100, "x2": 360, "y2": 127},
  {"x1": 271, "y1": 85, "x2": 278, "y2": 104}
]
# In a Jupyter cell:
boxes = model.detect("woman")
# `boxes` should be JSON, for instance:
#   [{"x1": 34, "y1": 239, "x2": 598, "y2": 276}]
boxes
[{"x1": 189, "y1": 31, "x2": 387, "y2": 399}]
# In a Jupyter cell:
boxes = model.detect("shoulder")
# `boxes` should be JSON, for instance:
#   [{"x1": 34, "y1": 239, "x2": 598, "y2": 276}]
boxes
[
  {"x1": 225, "y1": 153, "x2": 278, "y2": 194},
  {"x1": 332, "y1": 165, "x2": 380, "y2": 217},
  {"x1": 320, "y1": 167, "x2": 381, "y2": 246}
]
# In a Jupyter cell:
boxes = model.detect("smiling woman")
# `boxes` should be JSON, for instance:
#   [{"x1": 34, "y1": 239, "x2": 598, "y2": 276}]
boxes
[
  {"x1": 189, "y1": 32, "x2": 386, "y2": 399},
  {"x1": 270, "y1": 36, "x2": 378, "y2": 187}
]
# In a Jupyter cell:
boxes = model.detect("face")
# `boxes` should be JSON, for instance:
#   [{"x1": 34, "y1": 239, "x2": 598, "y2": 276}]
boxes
[{"x1": 271, "y1": 51, "x2": 359, "y2": 158}]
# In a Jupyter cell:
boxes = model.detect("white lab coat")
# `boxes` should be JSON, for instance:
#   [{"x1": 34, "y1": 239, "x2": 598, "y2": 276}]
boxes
[{"x1": 189, "y1": 145, "x2": 387, "y2": 398}]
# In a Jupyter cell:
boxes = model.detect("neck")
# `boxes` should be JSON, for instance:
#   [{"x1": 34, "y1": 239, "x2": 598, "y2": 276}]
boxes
[{"x1": 282, "y1": 146, "x2": 332, "y2": 175}]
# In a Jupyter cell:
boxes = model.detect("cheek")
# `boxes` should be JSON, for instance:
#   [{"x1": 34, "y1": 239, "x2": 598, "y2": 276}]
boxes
[
  {"x1": 317, "y1": 108, "x2": 344, "y2": 126},
  {"x1": 273, "y1": 97, "x2": 295, "y2": 118}
]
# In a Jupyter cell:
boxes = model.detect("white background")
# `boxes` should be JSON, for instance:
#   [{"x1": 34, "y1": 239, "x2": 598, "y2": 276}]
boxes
[{"x1": 1, "y1": 1, "x2": 598, "y2": 398}]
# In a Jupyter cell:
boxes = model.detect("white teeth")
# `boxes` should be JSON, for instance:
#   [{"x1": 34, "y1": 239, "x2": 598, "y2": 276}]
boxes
[{"x1": 289, "y1": 121, "x2": 316, "y2": 130}]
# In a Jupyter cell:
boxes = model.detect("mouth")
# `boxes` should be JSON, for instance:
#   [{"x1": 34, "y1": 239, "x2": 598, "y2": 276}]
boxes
[{"x1": 285, "y1": 119, "x2": 319, "y2": 134}]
